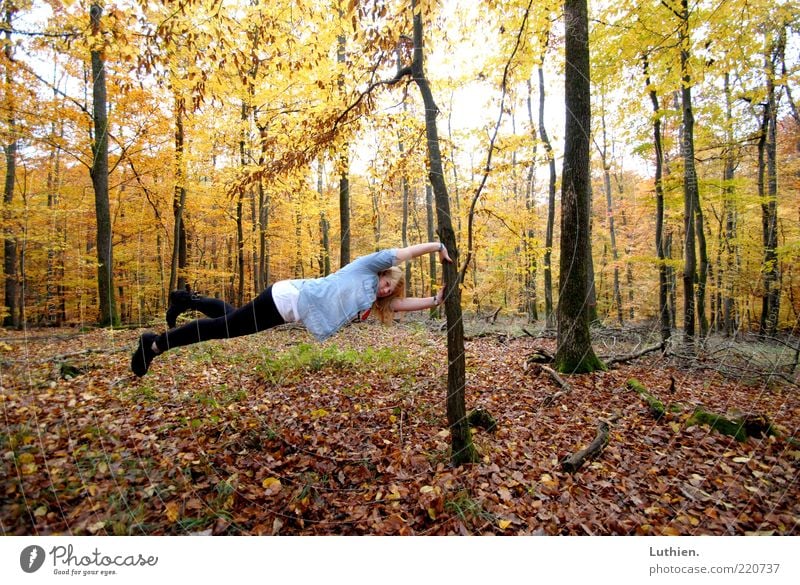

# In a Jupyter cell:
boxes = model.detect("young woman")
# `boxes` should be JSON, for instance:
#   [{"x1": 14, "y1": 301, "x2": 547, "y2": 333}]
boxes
[{"x1": 131, "y1": 242, "x2": 451, "y2": 376}]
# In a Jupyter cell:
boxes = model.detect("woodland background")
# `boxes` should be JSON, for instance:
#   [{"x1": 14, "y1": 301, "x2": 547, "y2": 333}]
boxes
[
  {"x1": 1, "y1": 0, "x2": 800, "y2": 536},
  {"x1": 0, "y1": 0, "x2": 797, "y2": 333}
]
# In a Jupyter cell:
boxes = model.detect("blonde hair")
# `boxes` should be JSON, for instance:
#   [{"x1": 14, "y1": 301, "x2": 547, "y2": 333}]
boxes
[{"x1": 372, "y1": 266, "x2": 405, "y2": 324}]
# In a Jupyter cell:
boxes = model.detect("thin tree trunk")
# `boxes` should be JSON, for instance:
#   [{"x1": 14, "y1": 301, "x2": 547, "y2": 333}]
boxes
[
  {"x1": 257, "y1": 125, "x2": 271, "y2": 286},
  {"x1": 169, "y1": 95, "x2": 187, "y2": 294},
  {"x1": 696, "y1": 196, "x2": 710, "y2": 336},
  {"x1": 597, "y1": 105, "x2": 623, "y2": 325},
  {"x1": 89, "y1": 3, "x2": 118, "y2": 327},
  {"x1": 409, "y1": 0, "x2": 477, "y2": 465},
  {"x1": 401, "y1": 176, "x2": 411, "y2": 295},
  {"x1": 317, "y1": 160, "x2": 330, "y2": 277},
  {"x1": 761, "y1": 36, "x2": 781, "y2": 335},
  {"x1": 722, "y1": 72, "x2": 737, "y2": 336},
  {"x1": 2, "y1": 3, "x2": 18, "y2": 328},
  {"x1": 236, "y1": 102, "x2": 248, "y2": 305},
  {"x1": 337, "y1": 21, "x2": 350, "y2": 267},
  {"x1": 524, "y1": 78, "x2": 538, "y2": 322},
  {"x1": 399, "y1": 49, "x2": 412, "y2": 295},
  {"x1": 538, "y1": 65, "x2": 556, "y2": 329},
  {"x1": 372, "y1": 183, "x2": 382, "y2": 250},
  {"x1": 425, "y1": 184, "x2": 436, "y2": 294}
]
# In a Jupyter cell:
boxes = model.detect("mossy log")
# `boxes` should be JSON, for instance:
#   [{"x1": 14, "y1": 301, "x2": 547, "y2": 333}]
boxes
[
  {"x1": 626, "y1": 378, "x2": 666, "y2": 419},
  {"x1": 561, "y1": 420, "x2": 610, "y2": 473},
  {"x1": 686, "y1": 408, "x2": 778, "y2": 442}
]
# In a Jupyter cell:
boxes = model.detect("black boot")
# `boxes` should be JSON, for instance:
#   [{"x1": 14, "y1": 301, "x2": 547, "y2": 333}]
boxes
[
  {"x1": 166, "y1": 289, "x2": 193, "y2": 328},
  {"x1": 131, "y1": 332, "x2": 159, "y2": 377}
]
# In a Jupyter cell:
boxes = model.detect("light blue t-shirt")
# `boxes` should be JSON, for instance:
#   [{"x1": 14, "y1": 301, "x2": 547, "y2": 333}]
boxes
[{"x1": 290, "y1": 249, "x2": 398, "y2": 341}]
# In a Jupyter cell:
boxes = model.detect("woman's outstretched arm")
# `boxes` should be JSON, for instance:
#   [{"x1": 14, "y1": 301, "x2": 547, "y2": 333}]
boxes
[
  {"x1": 390, "y1": 288, "x2": 445, "y2": 313},
  {"x1": 395, "y1": 242, "x2": 452, "y2": 264}
]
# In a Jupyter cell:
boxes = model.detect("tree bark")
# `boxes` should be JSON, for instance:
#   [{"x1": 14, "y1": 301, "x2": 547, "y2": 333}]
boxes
[
  {"x1": 89, "y1": 3, "x2": 118, "y2": 327},
  {"x1": 555, "y1": 0, "x2": 604, "y2": 374}
]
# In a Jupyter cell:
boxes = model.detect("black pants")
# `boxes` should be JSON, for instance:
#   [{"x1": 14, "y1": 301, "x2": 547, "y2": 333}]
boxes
[
  {"x1": 156, "y1": 285, "x2": 285, "y2": 352},
  {"x1": 191, "y1": 296, "x2": 235, "y2": 318}
]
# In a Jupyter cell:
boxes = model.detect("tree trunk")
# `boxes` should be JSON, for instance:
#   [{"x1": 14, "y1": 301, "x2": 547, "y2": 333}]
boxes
[
  {"x1": 555, "y1": 0, "x2": 604, "y2": 374},
  {"x1": 760, "y1": 37, "x2": 781, "y2": 335},
  {"x1": 722, "y1": 72, "x2": 737, "y2": 336},
  {"x1": 2, "y1": 3, "x2": 18, "y2": 328},
  {"x1": 695, "y1": 195, "x2": 710, "y2": 336},
  {"x1": 337, "y1": 26, "x2": 350, "y2": 268},
  {"x1": 425, "y1": 183, "x2": 436, "y2": 294},
  {"x1": 398, "y1": 50, "x2": 412, "y2": 295},
  {"x1": 169, "y1": 95, "x2": 188, "y2": 294},
  {"x1": 401, "y1": 176, "x2": 411, "y2": 295},
  {"x1": 524, "y1": 78, "x2": 538, "y2": 322},
  {"x1": 372, "y1": 183, "x2": 382, "y2": 250},
  {"x1": 257, "y1": 124, "x2": 271, "y2": 286},
  {"x1": 597, "y1": 105, "x2": 623, "y2": 325},
  {"x1": 317, "y1": 160, "x2": 330, "y2": 277},
  {"x1": 410, "y1": 0, "x2": 477, "y2": 465},
  {"x1": 679, "y1": 0, "x2": 697, "y2": 342},
  {"x1": 236, "y1": 101, "x2": 247, "y2": 306},
  {"x1": 538, "y1": 65, "x2": 556, "y2": 329},
  {"x1": 89, "y1": 3, "x2": 118, "y2": 327}
]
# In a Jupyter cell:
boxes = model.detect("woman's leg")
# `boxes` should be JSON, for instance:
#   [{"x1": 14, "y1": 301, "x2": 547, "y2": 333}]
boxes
[
  {"x1": 132, "y1": 285, "x2": 283, "y2": 376},
  {"x1": 189, "y1": 296, "x2": 235, "y2": 319}
]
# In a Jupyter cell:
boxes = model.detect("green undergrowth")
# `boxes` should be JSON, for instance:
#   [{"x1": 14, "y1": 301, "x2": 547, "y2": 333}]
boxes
[{"x1": 256, "y1": 342, "x2": 413, "y2": 384}]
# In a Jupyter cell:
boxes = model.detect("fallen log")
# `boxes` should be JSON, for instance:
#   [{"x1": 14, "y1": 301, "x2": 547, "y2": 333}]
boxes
[
  {"x1": 539, "y1": 365, "x2": 573, "y2": 407},
  {"x1": 524, "y1": 348, "x2": 555, "y2": 366},
  {"x1": 604, "y1": 342, "x2": 665, "y2": 366},
  {"x1": 686, "y1": 408, "x2": 778, "y2": 442},
  {"x1": 626, "y1": 378, "x2": 666, "y2": 419},
  {"x1": 561, "y1": 420, "x2": 611, "y2": 473}
]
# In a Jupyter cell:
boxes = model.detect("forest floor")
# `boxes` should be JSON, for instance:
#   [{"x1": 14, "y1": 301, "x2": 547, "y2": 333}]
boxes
[{"x1": 1, "y1": 316, "x2": 798, "y2": 535}]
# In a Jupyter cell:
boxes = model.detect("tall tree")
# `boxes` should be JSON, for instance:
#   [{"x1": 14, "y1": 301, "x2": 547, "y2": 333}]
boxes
[
  {"x1": 397, "y1": 0, "x2": 478, "y2": 465},
  {"x1": 595, "y1": 95, "x2": 623, "y2": 325},
  {"x1": 337, "y1": 5, "x2": 350, "y2": 267},
  {"x1": 644, "y1": 55, "x2": 672, "y2": 344},
  {"x1": 721, "y1": 72, "x2": 738, "y2": 336},
  {"x1": 425, "y1": 183, "x2": 436, "y2": 301},
  {"x1": 673, "y1": 0, "x2": 700, "y2": 341},
  {"x1": 523, "y1": 77, "x2": 538, "y2": 322},
  {"x1": 2, "y1": 1, "x2": 18, "y2": 327},
  {"x1": 169, "y1": 93, "x2": 188, "y2": 294},
  {"x1": 760, "y1": 29, "x2": 782, "y2": 336},
  {"x1": 554, "y1": 0, "x2": 604, "y2": 373},
  {"x1": 89, "y1": 2, "x2": 118, "y2": 327},
  {"x1": 537, "y1": 64, "x2": 557, "y2": 329}
]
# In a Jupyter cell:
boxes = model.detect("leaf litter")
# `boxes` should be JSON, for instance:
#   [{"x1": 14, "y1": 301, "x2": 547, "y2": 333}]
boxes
[{"x1": 1, "y1": 322, "x2": 798, "y2": 535}]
